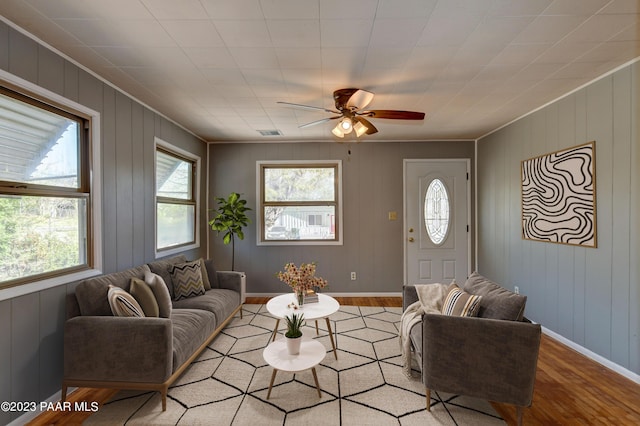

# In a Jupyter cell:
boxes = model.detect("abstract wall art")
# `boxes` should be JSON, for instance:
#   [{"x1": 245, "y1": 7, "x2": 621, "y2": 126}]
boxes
[{"x1": 521, "y1": 141, "x2": 597, "y2": 247}]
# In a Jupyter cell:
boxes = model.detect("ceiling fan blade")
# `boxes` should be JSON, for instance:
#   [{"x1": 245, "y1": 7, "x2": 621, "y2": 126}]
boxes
[
  {"x1": 362, "y1": 110, "x2": 425, "y2": 120},
  {"x1": 277, "y1": 101, "x2": 340, "y2": 114},
  {"x1": 356, "y1": 117, "x2": 378, "y2": 135},
  {"x1": 346, "y1": 89, "x2": 374, "y2": 110},
  {"x1": 299, "y1": 116, "x2": 340, "y2": 128}
]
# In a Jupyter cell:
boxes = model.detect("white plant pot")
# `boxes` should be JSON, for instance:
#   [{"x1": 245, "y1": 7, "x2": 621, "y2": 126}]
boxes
[{"x1": 286, "y1": 336, "x2": 302, "y2": 355}]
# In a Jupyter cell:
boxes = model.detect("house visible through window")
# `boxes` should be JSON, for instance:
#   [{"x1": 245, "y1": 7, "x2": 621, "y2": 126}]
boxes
[
  {"x1": 155, "y1": 140, "x2": 199, "y2": 253},
  {"x1": 0, "y1": 86, "x2": 91, "y2": 288},
  {"x1": 258, "y1": 161, "x2": 342, "y2": 245}
]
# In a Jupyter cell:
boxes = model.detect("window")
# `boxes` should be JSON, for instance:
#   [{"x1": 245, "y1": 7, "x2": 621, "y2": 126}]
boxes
[
  {"x1": 0, "y1": 85, "x2": 92, "y2": 289},
  {"x1": 258, "y1": 161, "x2": 342, "y2": 245},
  {"x1": 424, "y1": 178, "x2": 450, "y2": 245},
  {"x1": 155, "y1": 139, "x2": 200, "y2": 254}
]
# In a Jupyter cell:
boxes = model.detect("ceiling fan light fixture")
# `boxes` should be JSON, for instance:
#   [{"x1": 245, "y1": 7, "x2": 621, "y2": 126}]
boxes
[
  {"x1": 353, "y1": 120, "x2": 368, "y2": 137},
  {"x1": 331, "y1": 125, "x2": 345, "y2": 138},
  {"x1": 339, "y1": 117, "x2": 353, "y2": 133}
]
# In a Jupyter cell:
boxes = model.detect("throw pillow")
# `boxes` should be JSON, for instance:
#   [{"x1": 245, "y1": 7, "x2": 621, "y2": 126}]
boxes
[
  {"x1": 203, "y1": 259, "x2": 219, "y2": 289},
  {"x1": 144, "y1": 271, "x2": 172, "y2": 318},
  {"x1": 169, "y1": 260, "x2": 205, "y2": 301},
  {"x1": 107, "y1": 285, "x2": 145, "y2": 317},
  {"x1": 441, "y1": 284, "x2": 482, "y2": 317},
  {"x1": 198, "y1": 258, "x2": 211, "y2": 290},
  {"x1": 130, "y1": 277, "x2": 159, "y2": 317},
  {"x1": 462, "y1": 271, "x2": 527, "y2": 321}
]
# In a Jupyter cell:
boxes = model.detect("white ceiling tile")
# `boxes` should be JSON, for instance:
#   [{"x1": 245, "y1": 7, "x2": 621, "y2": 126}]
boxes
[
  {"x1": 534, "y1": 42, "x2": 599, "y2": 63},
  {"x1": 201, "y1": 68, "x2": 246, "y2": 85},
  {"x1": 376, "y1": 0, "x2": 438, "y2": 18},
  {"x1": 160, "y1": 20, "x2": 224, "y2": 47},
  {"x1": 319, "y1": 0, "x2": 378, "y2": 19},
  {"x1": 418, "y1": 13, "x2": 484, "y2": 46},
  {"x1": 183, "y1": 47, "x2": 237, "y2": 68},
  {"x1": 513, "y1": 15, "x2": 587, "y2": 43},
  {"x1": 200, "y1": 0, "x2": 264, "y2": 19},
  {"x1": 488, "y1": 0, "x2": 553, "y2": 17},
  {"x1": 369, "y1": 19, "x2": 428, "y2": 47},
  {"x1": 267, "y1": 20, "x2": 320, "y2": 47},
  {"x1": 108, "y1": 20, "x2": 176, "y2": 47},
  {"x1": 229, "y1": 47, "x2": 280, "y2": 68},
  {"x1": 576, "y1": 40, "x2": 640, "y2": 62},
  {"x1": 92, "y1": 46, "x2": 147, "y2": 67},
  {"x1": 465, "y1": 16, "x2": 534, "y2": 47},
  {"x1": 275, "y1": 47, "x2": 322, "y2": 68},
  {"x1": 562, "y1": 14, "x2": 640, "y2": 44},
  {"x1": 140, "y1": 0, "x2": 208, "y2": 20},
  {"x1": 542, "y1": 0, "x2": 611, "y2": 16},
  {"x1": 490, "y1": 43, "x2": 552, "y2": 65},
  {"x1": 363, "y1": 47, "x2": 413, "y2": 68},
  {"x1": 241, "y1": 69, "x2": 284, "y2": 85},
  {"x1": 599, "y1": 0, "x2": 640, "y2": 14},
  {"x1": 214, "y1": 20, "x2": 271, "y2": 47},
  {"x1": 260, "y1": 0, "x2": 319, "y2": 19},
  {"x1": 320, "y1": 20, "x2": 375, "y2": 47}
]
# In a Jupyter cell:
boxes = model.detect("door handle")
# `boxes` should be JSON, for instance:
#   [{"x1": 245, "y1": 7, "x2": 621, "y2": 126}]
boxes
[{"x1": 408, "y1": 237, "x2": 414, "y2": 242}]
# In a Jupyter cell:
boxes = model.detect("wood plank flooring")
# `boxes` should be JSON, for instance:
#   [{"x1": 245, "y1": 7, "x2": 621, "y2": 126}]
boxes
[{"x1": 27, "y1": 297, "x2": 640, "y2": 425}]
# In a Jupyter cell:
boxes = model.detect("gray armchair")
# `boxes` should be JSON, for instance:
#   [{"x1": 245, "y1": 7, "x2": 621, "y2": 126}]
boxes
[{"x1": 403, "y1": 282, "x2": 541, "y2": 425}]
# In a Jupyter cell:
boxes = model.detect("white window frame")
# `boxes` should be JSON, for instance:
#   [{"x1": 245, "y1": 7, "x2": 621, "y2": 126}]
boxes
[
  {"x1": 256, "y1": 160, "x2": 343, "y2": 246},
  {"x1": 154, "y1": 137, "x2": 200, "y2": 257},
  {"x1": 0, "y1": 69, "x2": 102, "y2": 301}
]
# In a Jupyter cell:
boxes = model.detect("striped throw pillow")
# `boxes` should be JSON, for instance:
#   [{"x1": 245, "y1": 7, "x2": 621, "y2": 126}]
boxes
[
  {"x1": 441, "y1": 284, "x2": 482, "y2": 317},
  {"x1": 170, "y1": 260, "x2": 205, "y2": 301},
  {"x1": 107, "y1": 285, "x2": 145, "y2": 317}
]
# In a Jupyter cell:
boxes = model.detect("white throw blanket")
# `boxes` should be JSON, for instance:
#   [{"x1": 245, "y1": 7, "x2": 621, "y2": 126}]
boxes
[{"x1": 399, "y1": 283, "x2": 449, "y2": 377}]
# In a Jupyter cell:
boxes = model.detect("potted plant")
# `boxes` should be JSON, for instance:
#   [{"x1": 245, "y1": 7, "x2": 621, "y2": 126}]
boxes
[
  {"x1": 284, "y1": 312, "x2": 304, "y2": 355},
  {"x1": 209, "y1": 192, "x2": 251, "y2": 271}
]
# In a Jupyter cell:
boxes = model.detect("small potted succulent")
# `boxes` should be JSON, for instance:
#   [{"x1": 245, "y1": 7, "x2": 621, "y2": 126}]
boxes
[{"x1": 284, "y1": 312, "x2": 304, "y2": 355}]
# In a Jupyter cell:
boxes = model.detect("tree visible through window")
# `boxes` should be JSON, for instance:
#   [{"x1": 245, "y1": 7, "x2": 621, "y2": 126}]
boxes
[
  {"x1": 0, "y1": 86, "x2": 90, "y2": 288},
  {"x1": 258, "y1": 161, "x2": 342, "y2": 244}
]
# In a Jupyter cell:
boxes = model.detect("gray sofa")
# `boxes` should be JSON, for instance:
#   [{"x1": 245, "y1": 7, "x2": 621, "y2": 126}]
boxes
[
  {"x1": 403, "y1": 272, "x2": 541, "y2": 426},
  {"x1": 61, "y1": 255, "x2": 243, "y2": 411}
]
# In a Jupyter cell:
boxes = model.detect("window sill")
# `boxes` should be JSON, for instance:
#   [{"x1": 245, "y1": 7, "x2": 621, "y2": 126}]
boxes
[{"x1": 0, "y1": 268, "x2": 103, "y2": 302}]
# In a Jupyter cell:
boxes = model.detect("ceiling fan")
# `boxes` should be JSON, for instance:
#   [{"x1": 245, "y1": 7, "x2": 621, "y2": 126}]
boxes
[{"x1": 277, "y1": 88, "x2": 425, "y2": 138}]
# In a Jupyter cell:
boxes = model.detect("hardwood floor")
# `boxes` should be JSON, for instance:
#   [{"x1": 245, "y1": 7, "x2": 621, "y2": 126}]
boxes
[{"x1": 28, "y1": 297, "x2": 640, "y2": 425}]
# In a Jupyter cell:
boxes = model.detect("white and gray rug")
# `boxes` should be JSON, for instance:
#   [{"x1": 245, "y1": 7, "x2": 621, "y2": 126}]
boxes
[{"x1": 86, "y1": 304, "x2": 504, "y2": 425}]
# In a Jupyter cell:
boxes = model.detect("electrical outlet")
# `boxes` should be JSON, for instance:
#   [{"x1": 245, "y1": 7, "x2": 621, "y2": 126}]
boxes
[
  {"x1": 514, "y1": 286, "x2": 520, "y2": 294},
  {"x1": 350, "y1": 272, "x2": 357, "y2": 280}
]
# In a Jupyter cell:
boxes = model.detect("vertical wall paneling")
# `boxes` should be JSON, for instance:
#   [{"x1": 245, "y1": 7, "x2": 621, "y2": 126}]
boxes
[
  {"x1": 115, "y1": 92, "x2": 134, "y2": 271},
  {"x1": 0, "y1": 23, "x2": 207, "y2": 418},
  {"x1": 0, "y1": 299, "x2": 11, "y2": 426},
  {"x1": 478, "y1": 64, "x2": 639, "y2": 375},
  {"x1": 209, "y1": 141, "x2": 475, "y2": 294}
]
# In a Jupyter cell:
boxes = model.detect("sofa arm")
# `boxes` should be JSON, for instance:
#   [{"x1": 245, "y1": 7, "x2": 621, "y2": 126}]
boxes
[
  {"x1": 422, "y1": 313, "x2": 541, "y2": 407},
  {"x1": 64, "y1": 316, "x2": 173, "y2": 383},
  {"x1": 218, "y1": 271, "x2": 244, "y2": 295},
  {"x1": 403, "y1": 285, "x2": 419, "y2": 311}
]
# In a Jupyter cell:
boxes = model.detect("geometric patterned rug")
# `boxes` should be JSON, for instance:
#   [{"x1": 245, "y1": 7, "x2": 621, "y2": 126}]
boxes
[{"x1": 85, "y1": 304, "x2": 504, "y2": 425}]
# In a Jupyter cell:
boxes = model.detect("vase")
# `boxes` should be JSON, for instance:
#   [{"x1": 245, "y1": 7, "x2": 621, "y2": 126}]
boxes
[
  {"x1": 286, "y1": 335, "x2": 302, "y2": 355},
  {"x1": 295, "y1": 289, "x2": 304, "y2": 306}
]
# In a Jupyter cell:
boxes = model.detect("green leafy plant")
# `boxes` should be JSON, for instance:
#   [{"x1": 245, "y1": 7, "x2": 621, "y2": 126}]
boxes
[
  {"x1": 208, "y1": 192, "x2": 251, "y2": 271},
  {"x1": 285, "y1": 312, "x2": 304, "y2": 338}
]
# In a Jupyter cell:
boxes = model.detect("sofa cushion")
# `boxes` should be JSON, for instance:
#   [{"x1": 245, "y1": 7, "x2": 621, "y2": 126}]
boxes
[
  {"x1": 147, "y1": 255, "x2": 187, "y2": 299},
  {"x1": 441, "y1": 284, "x2": 482, "y2": 317},
  {"x1": 170, "y1": 309, "x2": 218, "y2": 372},
  {"x1": 172, "y1": 289, "x2": 240, "y2": 324},
  {"x1": 130, "y1": 278, "x2": 159, "y2": 317},
  {"x1": 170, "y1": 261, "x2": 206, "y2": 301},
  {"x1": 107, "y1": 285, "x2": 145, "y2": 317},
  {"x1": 145, "y1": 271, "x2": 172, "y2": 318},
  {"x1": 462, "y1": 272, "x2": 527, "y2": 321},
  {"x1": 75, "y1": 265, "x2": 150, "y2": 316}
]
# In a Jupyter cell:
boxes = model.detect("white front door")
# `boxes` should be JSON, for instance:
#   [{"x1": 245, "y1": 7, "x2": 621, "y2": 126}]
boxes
[{"x1": 404, "y1": 159, "x2": 470, "y2": 285}]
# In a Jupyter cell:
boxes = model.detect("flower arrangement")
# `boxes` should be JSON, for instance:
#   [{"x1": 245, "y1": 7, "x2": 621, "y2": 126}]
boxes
[{"x1": 277, "y1": 262, "x2": 328, "y2": 294}]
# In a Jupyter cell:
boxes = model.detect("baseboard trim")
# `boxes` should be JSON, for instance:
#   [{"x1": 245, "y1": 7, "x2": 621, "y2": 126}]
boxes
[
  {"x1": 7, "y1": 388, "x2": 69, "y2": 426},
  {"x1": 542, "y1": 326, "x2": 640, "y2": 385},
  {"x1": 247, "y1": 292, "x2": 403, "y2": 298}
]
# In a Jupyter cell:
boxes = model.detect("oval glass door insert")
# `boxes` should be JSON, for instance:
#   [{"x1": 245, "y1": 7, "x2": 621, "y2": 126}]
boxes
[{"x1": 424, "y1": 178, "x2": 450, "y2": 245}]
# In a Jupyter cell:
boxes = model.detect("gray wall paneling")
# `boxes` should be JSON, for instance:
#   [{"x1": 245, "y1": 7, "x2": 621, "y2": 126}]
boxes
[
  {"x1": 0, "y1": 21, "x2": 207, "y2": 416},
  {"x1": 477, "y1": 63, "x2": 640, "y2": 375},
  {"x1": 208, "y1": 141, "x2": 475, "y2": 295}
]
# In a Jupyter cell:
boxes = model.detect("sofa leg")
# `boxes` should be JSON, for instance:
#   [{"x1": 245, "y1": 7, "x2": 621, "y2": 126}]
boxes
[
  {"x1": 516, "y1": 406, "x2": 524, "y2": 426},
  {"x1": 162, "y1": 391, "x2": 167, "y2": 411},
  {"x1": 61, "y1": 385, "x2": 67, "y2": 402},
  {"x1": 426, "y1": 389, "x2": 431, "y2": 411},
  {"x1": 240, "y1": 305, "x2": 243, "y2": 319}
]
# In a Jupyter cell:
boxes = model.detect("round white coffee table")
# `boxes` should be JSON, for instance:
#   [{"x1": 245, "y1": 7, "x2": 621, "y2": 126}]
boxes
[
  {"x1": 266, "y1": 293, "x2": 340, "y2": 360},
  {"x1": 262, "y1": 338, "x2": 326, "y2": 399}
]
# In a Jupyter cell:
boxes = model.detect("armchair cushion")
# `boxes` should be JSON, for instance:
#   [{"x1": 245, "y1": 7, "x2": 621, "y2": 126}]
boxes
[{"x1": 463, "y1": 271, "x2": 527, "y2": 321}]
